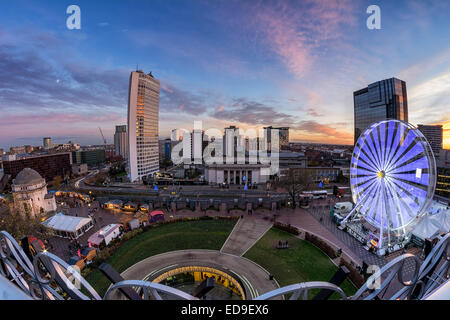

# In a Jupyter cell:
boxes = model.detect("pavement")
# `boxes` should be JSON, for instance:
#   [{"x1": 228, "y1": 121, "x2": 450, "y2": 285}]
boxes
[
  {"x1": 47, "y1": 200, "x2": 133, "y2": 261},
  {"x1": 221, "y1": 217, "x2": 273, "y2": 256}
]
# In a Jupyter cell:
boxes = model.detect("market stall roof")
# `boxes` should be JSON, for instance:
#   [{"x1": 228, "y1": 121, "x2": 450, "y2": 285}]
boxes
[
  {"x1": 412, "y1": 215, "x2": 441, "y2": 240},
  {"x1": 81, "y1": 247, "x2": 96, "y2": 256},
  {"x1": 429, "y1": 210, "x2": 450, "y2": 233},
  {"x1": 105, "y1": 199, "x2": 123, "y2": 205},
  {"x1": 88, "y1": 224, "x2": 121, "y2": 245},
  {"x1": 42, "y1": 213, "x2": 92, "y2": 233},
  {"x1": 67, "y1": 256, "x2": 82, "y2": 265},
  {"x1": 150, "y1": 210, "x2": 164, "y2": 217}
]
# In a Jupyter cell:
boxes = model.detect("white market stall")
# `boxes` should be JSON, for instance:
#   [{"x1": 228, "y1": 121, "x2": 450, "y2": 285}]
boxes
[
  {"x1": 42, "y1": 212, "x2": 94, "y2": 239},
  {"x1": 88, "y1": 224, "x2": 122, "y2": 247},
  {"x1": 411, "y1": 205, "x2": 450, "y2": 246}
]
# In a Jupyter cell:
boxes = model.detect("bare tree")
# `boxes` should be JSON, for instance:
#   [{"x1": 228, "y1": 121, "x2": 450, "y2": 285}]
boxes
[{"x1": 276, "y1": 169, "x2": 314, "y2": 208}]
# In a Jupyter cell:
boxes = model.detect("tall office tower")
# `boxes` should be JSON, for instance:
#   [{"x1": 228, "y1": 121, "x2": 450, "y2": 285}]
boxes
[
  {"x1": 264, "y1": 126, "x2": 289, "y2": 151},
  {"x1": 171, "y1": 129, "x2": 183, "y2": 142},
  {"x1": 43, "y1": 137, "x2": 51, "y2": 149},
  {"x1": 114, "y1": 125, "x2": 128, "y2": 159},
  {"x1": 182, "y1": 131, "x2": 192, "y2": 163},
  {"x1": 127, "y1": 70, "x2": 160, "y2": 182},
  {"x1": 223, "y1": 126, "x2": 244, "y2": 162},
  {"x1": 192, "y1": 129, "x2": 203, "y2": 164},
  {"x1": 353, "y1": 77, "x2": 408, "y2": 143},
  {"x1": 418, "y1": 124, "x2": 443, "y2": 158},
  {"x1": 158, "y1": 138, "x2": 172, "y2": 161}
]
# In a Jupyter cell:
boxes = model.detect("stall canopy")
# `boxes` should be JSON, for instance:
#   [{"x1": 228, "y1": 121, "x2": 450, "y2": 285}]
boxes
[
  {"x1": 412, "y1": 215, "x2": 441, "y2": 241},
  {"x1": 429, "y1": 210, "x2": 450, "y2": 233},
  {"x1": 150, "y1": 210, "x2": 164, "y2": 217},
  {"x1": 42, "y1": 212, "x2": 93, "y2": 233}
]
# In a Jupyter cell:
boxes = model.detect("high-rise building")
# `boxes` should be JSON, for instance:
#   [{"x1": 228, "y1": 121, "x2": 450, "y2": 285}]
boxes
[
  {"x1": 43, "y1": 137, "x2": 51, "y2": 149},
  {"x1": 127, "y1": 70, "x2": 160, "y2": 182},
  {"x1": 159, "y1": 139, "x2": 172, "y2": 161},
  {"x1": 264, "y1": 126, "x2": 289, "y2": 151},
  {"x1": 114, "y1": 125, "x2": 128, "y2": 159},
  {"x1": 353, "y1": 77, "x2": 408, "y2": 143},
  {"x1": 192, "y1": 129, "x2": 203, "y2": 164},
  {"x1": 182, "y1": 131, "x2": 192, "y2": 163},
  {"x1": 417, "y1": 124, "x2": 443, "y2": 158},
  {"x1": 171, "y1": 129, "x2": 183, "y2": 142},
  {"x1": 224, "y1": 126, "x2": 245, "y2": 161}
]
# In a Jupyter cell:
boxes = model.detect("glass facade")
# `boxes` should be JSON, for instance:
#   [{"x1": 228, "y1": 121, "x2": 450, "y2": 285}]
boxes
[
  {"x1": 354, "y1": 78, "x2": 408, "y2": 144},
  {"x1": 417, "y1": 124, "x2": 443, "y2": 157}
]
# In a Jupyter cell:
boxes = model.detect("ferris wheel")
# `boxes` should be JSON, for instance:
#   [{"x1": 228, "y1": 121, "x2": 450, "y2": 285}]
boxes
[{"x1": 341, "y1": 120, "x2": 436, "y2": 252}]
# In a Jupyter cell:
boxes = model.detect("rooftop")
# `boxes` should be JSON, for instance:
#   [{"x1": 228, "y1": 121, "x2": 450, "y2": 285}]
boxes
[{"x1": 13, "y1": 168, "x2": 44, "y2": 186}]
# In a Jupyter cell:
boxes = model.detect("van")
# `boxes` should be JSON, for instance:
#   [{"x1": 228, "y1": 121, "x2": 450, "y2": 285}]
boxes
[{"x1": 333, "y1": 202, "x2": 353, "y2": 215}]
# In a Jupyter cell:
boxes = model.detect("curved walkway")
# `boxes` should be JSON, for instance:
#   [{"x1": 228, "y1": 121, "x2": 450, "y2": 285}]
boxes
[{"x1": 119, "y1": 249, "x2": 280, "y2": 300}]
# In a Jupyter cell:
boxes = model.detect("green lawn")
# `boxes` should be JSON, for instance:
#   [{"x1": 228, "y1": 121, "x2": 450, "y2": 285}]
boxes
[
  {"x1": 244, "y1": 228, "x2": 357, "y2": 299},
  {"x1": 86, "y1": 219, "x2": 236, "y2": 296}
]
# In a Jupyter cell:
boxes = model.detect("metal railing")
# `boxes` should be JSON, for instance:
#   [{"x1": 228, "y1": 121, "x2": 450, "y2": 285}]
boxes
[{"x1": 0, "y1": 230, "x2": 448, "y2": 300}]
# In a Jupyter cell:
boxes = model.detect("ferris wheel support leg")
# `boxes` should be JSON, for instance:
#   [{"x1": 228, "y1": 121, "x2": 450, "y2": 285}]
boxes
[
  {"x1": 339, "y1": 192, "x2": 369, "y2": 228},
  {"x1": 338, "y1": 206, "x2": 356, "y2": 229}
]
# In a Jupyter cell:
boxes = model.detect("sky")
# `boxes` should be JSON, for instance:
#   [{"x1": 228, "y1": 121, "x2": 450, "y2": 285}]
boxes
[{"x1": 0, "y1": 0, "x2": 449, "y2": 149}]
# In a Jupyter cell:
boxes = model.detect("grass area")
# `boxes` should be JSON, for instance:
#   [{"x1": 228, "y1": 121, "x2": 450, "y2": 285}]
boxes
[
  {"x1": 244, "y1": 228, "x2": 357, "y2": 299},
  {"x1": 86, "y1": 219, "x2": 236, "y2": 296}
]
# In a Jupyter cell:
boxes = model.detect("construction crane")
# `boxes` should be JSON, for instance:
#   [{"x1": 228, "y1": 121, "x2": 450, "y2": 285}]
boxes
[{"x1": 98, "y1": 127, "x2": 107, "y2": 150}]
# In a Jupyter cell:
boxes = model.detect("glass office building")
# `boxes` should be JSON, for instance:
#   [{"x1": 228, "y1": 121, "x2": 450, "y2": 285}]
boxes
[
  {"x1": 127, "y1": 70, "x2": 160, "y2": 182},
  {"x1": 417, "y1": 124, "x2": 443, "y2": 158},
  {"x1": 353, "y1": 78, "x2": 408, "y2": 143},
  {"x1": 114, "y1": 125, "x2": 128, "y2": 159}
]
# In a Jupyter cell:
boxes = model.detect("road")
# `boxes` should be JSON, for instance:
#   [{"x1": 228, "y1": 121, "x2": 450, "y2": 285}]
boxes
[{"x1": 70, "y1": 171, "x2": 353, "y2": 202}]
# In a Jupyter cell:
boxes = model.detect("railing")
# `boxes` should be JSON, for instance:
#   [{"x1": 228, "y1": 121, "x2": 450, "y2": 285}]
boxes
[
  {"x1": 0, "y1": 230, "x2": 448, "y2": 300},
  {"x1": 254, "y1": 282, "x2": 347, "y2": 300}
]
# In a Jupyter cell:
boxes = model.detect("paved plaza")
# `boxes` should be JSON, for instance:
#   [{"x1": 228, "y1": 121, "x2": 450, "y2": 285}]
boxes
[{"x1": 46, "y1": 193, "x2": 425, "y2": 281}]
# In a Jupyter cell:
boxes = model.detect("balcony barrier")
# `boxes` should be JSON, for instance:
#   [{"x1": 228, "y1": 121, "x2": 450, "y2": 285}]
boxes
[{"x1": 0, "y1": 230, "x2": 448, "y2": 300}]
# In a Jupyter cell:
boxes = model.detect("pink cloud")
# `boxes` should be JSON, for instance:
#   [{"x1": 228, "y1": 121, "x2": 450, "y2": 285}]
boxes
[
  {"x1": 0, "y1": 112, "x2": 123, "y2": 126},
  {"x1": 251, "y1": 0, "x2": 358, "y2": 77},
  {"x1": 0, "y1": 112, "x2": 125, "y2": 144}
]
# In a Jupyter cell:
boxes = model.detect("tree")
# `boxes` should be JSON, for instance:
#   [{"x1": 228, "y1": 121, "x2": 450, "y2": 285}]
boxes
[
  {"x1": 275, "y1": 169, "x2": 313, "y2": 208},
  {"x1": 0, "y1": 202, "x2": 49, "y2": 240},
  {"x1": 336, "y1": 171, "x2": 348, "y2": 183},
  {"x1": 333, "y1": 185, "x2": 339, "y2": 197},
  {"x1": 52, "y1": 175, "x2": 63, "y2": 188}
]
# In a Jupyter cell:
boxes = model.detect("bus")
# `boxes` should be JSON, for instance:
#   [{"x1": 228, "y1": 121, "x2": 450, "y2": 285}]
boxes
[
  {"x1": 300, "y1": 191, "x2": 313, "y2": 200},
  {"x1": 312, "y1": 190, "x2": 328, "y2": 199}
]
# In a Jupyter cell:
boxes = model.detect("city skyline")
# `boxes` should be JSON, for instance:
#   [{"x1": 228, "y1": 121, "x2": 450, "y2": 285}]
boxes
[{"x1": 1, "y1": 0, "x2": 450, "y2": 150}]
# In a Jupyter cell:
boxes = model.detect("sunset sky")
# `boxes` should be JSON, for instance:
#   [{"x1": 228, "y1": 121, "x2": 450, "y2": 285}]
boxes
[{"x1": 0, "y1": 0, "x2": 449, "y2": 149}]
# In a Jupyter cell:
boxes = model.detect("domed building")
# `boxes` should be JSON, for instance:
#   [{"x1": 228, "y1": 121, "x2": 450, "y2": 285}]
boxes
[{"x1": 12, "y1": 168, "x2": 57, "y2": 216}]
